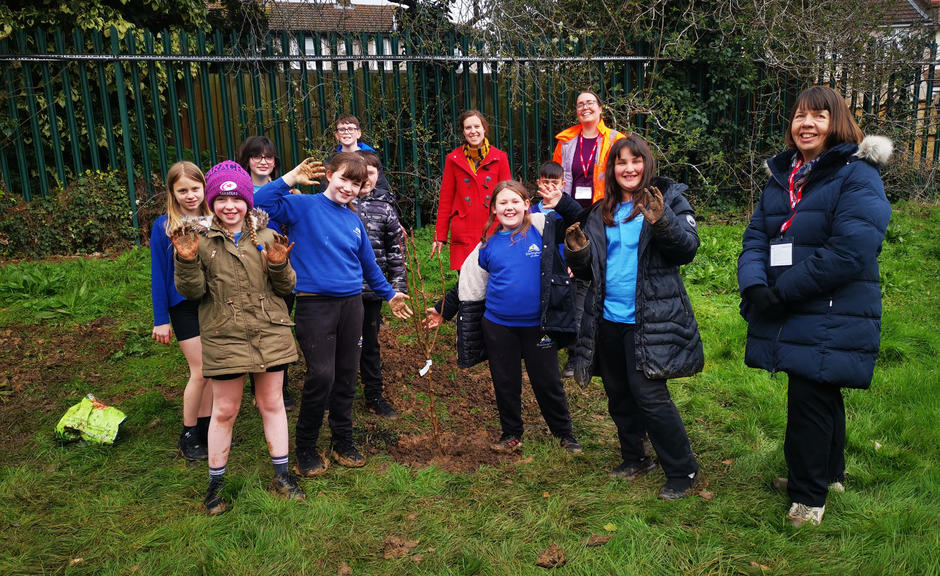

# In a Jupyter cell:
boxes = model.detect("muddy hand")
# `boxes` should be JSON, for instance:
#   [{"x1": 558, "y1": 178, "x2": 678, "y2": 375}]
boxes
[
  {"x1": 265, "y1": 233, "x2": 294, "y2": 264},
  {"x1": 423, "y1": 307, "x2": 443, "y2": 329},
  {"x1": 565, "y1": 222, "x2": 588, "y2": 251},
  {"x1": 170, "y1": 227, "x2": 199, "y2": 260},
  {"x1": 389, "y1": 292, "x2": 413, "y2": 319},
  {"x1": 297, "y1": 158, "x2": 326, "y2": 185},
  {"x1": 638, "y1": 185, "x2": 664, "y2": 224}
]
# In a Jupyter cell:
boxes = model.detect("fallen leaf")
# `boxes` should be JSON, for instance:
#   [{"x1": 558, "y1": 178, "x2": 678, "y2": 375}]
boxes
[
  {"x1": 426, "y1": 547, "x2": 436, "y2": 553},
  {"x1": 383, "y1": 535, "x2": 421, "y2": 559},
  {"x1": 520, "y1": 457, "x2": 534, "y2": 464},
  {"x1": 542, "y1": 491, "x2": 550, "y2": 498},
  {"x1": 585, "y1": 534, "x2": 611, "y2": 547},
  {"x1": 874, "y1": 441, "x2": 883, "y2": 450},
  {"x1": 406, "y1": 513, "x2": 418, "y2": 521},
  {"x1": 698, "y1": 490, "x2": 715, "y2": 500},
  {"x1": 721, "y1": 459, "x2": 734, "y2": 466},
  {"x1": 750, "y1": 560, "x2": 771, "y2": 571},
  {"x1": 592, "y1": 414, "x2": 605, "y2": 420},
  {"x1": 535, "y1": 542, "x2": 566, "y2": 568},
  {"x1": 70, "y1": 559, "x2": 83, "y2": 566},
  {"x1": 411, "y1": 554, "x2": 424, "y2": 563},
  {"x1": 147, "y1": 418, "x2": 162, "y2": 429},
  {"x1": 338, "y1": 561, "x2": 352, "y2": 575},
  {"x1": 602, "y1": 523, "x2": 617, "y2": 532}
]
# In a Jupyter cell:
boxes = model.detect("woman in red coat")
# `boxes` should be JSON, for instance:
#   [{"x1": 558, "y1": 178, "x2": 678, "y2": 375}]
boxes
[{"x1": 431, "y1": 109, "x2": 512, "y2": 270}]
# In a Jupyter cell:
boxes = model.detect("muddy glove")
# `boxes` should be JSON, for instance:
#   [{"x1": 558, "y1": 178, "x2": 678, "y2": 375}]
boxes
[
  {"x1": 638, "y1": 186, "x2": 664, "y2": 224},
  {"x1": 565, "y1": 222, "x2": 589, "y2": 251},
  {"x1": 170, "y1": 227, "x2": 199, "y2": 261},
  {"x1": 265, "y1": 232, "x2": 294, "y2": 265}
]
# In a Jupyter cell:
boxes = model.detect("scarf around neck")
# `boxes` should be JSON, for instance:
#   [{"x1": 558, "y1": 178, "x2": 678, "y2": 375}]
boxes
[{"x1": 462, "y1": 138, "x2": 490, "y2": 173}]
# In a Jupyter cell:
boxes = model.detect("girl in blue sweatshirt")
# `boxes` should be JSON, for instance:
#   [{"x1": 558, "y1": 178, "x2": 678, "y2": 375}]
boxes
[
  {"x1": 427, "y1": 180, "x2": 582, "y2": 455},
  {"x1": 254, "y1": 152, "x2": 412, "y2": 476},
  {"x1": 150, "y1": 161, "x2": 213, "y2": 461}
]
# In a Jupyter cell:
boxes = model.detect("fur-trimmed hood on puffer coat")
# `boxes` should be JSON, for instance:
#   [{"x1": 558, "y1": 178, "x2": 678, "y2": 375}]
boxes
[
  {"x1": 565, "y1": 176, "x2": 704, "y2": 383},
  {"x1": 737, "y1": 136, "x2": 892, "y2": 389},
  {"x1": 174, "y1": 210, "x2": 298, "y2": 377}
]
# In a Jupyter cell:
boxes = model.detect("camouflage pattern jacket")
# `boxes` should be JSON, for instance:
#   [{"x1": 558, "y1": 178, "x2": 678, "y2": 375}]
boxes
[{"x1": 357, "y1": 187, "x2": 407, "y2": 300}]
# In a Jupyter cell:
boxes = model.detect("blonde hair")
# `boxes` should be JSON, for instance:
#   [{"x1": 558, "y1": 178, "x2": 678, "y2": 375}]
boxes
[
  {"x1": 481, "y1": 180, "x2": 532, "y2": 246},
  {"x1": 164, "y1": 161, "x2": 209, "y2": 234}
]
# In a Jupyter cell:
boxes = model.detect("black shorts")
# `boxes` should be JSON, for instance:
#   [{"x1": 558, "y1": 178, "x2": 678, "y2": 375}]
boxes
[
  {"x1": 168, "y1": 299, "x2": 200, "y2": 342},
  {"x1": 212, "y1": 364, "x2": 288, "y2": 382}
]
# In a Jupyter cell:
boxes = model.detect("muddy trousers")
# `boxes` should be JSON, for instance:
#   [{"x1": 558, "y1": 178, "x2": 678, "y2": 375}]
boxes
[
  {"x1": 785, "y1": 374, "x2": 846, "y2": 507},
  {"x1": 596, "y1": 320, "x2": 698, "y2": 480},
  {"x1": 481, "y1": 318, "x2": 574, "y2": 439},
  {"x1": 294, "y1": 294, "x2": 363, "y2": 454},
  {"x1": 359, "y1": 298, "x2": 385, "y2": 400}
]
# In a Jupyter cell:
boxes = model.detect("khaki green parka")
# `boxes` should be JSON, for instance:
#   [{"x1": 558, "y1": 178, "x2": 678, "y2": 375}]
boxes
[{"x1": 174, "y1": 217, "x2": 298, "y2": 377}]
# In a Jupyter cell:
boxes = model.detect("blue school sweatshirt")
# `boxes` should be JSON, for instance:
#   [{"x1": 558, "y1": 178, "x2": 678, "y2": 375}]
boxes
[
  {"x1": 478, "y1": 227, "x2": 542, "y2": 327},
  {"x1": 254, "y1": 178, "x2": 396, "y2": 299},
  {"x1": 150, "y1": 214, "x2": 186, "y2": 326}
]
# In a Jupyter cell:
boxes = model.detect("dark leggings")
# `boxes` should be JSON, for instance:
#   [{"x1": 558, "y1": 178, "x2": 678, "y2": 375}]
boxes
[{"x1": 481, "y1": 317, "x2": 573, "y2": 438}]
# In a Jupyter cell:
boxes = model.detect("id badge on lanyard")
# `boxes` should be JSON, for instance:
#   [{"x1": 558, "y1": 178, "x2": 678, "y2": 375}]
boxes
[{"x1": 772, "y1": 159, "x2": 803, "y2": 267}]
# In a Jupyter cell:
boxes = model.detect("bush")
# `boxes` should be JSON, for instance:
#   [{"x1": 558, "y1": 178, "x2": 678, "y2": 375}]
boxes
[{"x1": 0, "y1": 170, "x2": 137, "y2": 260}]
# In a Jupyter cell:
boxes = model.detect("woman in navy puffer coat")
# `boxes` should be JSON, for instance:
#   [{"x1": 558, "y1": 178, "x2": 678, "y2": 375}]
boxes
[{"x1": 737, "y1": 86, "x2": 891, "y2": 528}]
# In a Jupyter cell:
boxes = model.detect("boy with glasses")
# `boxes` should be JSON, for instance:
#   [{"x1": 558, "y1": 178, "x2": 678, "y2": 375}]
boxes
[{"x1": 332, "y1": 114, "x2": 391, "y2": 193}]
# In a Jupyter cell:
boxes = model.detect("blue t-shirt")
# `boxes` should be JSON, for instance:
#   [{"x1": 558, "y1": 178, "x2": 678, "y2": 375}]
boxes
[
  {"x1": 478, "y1": 227, "x2": 542, "y2": 327},
  {"x1": 604, "y1": 202, "x2": 643, "y2": 323}
]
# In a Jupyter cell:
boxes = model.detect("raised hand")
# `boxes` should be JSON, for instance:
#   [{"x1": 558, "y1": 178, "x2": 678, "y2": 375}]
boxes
[
  {"x1": 389, "y1": 292, "x2": 413, "y2": 319},
  {"x1": 296, "y1": 158, "x2": 325, "y2": 185},
  {"x1": 565, "y1": 222, "x2": 588, "y2": 251},
  {"x1": 170, "y1": 227, "x2": 199, "y2": 260},
  {"x1": 537, "y1": 180, "x2": 563, "y2": 209},
  {"x1": 265, "y1": 232, "x2": 294, "y2": 264},
  {"x1": 638, "y1": 185, "x2": 664, "y2": 224}
]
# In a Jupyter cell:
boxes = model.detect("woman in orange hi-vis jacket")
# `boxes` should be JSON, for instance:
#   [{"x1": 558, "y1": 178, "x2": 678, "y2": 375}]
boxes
[
  {"x1": 431, "y1": 109, "x2": 512, "y2": 270},
  {"x1": 553, "y1": 90, "x2": 626, "y2": 210},
  {"x1": 553, "y1": 89, "x2": 626, "y2": 376}
]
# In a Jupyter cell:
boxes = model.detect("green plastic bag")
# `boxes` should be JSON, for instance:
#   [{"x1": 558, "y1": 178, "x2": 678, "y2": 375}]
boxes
[{"x1": 55, "y1": 394, "x2": 127, "y2": 445}]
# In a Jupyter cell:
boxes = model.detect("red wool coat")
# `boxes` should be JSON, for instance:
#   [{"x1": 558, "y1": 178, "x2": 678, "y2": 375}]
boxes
[{"x1": 434, "y1": 146, "x2": 512, "y2": 270}]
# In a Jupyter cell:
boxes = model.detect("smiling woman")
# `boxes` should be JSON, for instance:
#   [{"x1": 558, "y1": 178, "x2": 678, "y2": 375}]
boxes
[
  {"x1": 431, "y1": 109, "x2": 512, "y2": 270},
  {"x1": 738, "y1": 85, "x2": 892, "y2": 528}
]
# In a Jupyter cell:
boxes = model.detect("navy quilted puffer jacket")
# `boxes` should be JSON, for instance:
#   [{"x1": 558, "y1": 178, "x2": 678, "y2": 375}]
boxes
[{"x1": 737, "y1": 136, "x2": 892, "y2": 388}]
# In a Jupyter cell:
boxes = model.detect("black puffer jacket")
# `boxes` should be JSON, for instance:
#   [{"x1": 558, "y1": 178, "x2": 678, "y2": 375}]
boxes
[
  {"x1": 455, "y1": 194, "x2": 581, "y2": 368},
  {"x1": 357, "y1": 187, "x2": 407, "y2": 300},
  {"x1": 566, "y1": 176, "x2": 704, "y2": 384}
]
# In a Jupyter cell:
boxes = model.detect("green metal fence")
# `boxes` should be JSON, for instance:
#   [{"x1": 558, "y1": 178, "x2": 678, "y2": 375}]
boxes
[{"x1": 1, "y1": 27, "x2": 937, "y2": 228}]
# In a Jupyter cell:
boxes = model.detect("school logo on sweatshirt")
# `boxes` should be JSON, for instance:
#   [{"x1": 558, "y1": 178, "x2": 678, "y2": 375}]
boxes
[
  {"x1": 526, "y1": 243, "x2": 541, "y2": 258},
  {"x1": 353, "y1": 227, "x2": 361, "y2": 237}
]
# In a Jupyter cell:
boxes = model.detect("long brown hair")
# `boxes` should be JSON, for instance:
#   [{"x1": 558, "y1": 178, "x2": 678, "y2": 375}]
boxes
[
  {"x1": 164, "y1": 161, "x2": 209, "y2": 234},
  {"x1": 481, "y1": 180, "x2": 531, "y2": 246},
  {"x1": 784, "y1": 86, "x2": 863, "y2": 152},
  {"x1": 600, "y1": 135, "x2": 656, "y2": 227}
]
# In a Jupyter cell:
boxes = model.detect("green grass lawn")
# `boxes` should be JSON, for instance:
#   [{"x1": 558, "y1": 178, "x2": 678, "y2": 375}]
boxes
[{"x1": 0, "y1": 205, "x2": 937, "y2": 575}]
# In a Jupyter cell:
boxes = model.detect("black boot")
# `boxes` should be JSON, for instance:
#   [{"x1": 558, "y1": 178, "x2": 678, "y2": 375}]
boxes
[
  {"x1": 365, "y1": 394, "x2": 398, "y2": 420},
  {"x1": 204, "y1": 476, "x2": 227, "y2": 516},
  {"x1": 178, "y1": 428, "x2": 208, "y2": 461}
]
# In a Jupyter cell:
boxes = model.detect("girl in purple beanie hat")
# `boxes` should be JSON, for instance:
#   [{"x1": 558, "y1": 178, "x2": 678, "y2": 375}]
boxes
[{"x1": 172, "y1": 160, "x2": 305, "y2": 515}]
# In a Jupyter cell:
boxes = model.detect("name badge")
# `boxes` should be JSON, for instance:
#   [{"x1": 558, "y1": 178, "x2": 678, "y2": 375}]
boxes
[
  {"x1": 574, "y1": 185, "x2": 592, "y2": 200},
  {"x1": 770, "y1": 239, "x2": 793, "y2": 267}
]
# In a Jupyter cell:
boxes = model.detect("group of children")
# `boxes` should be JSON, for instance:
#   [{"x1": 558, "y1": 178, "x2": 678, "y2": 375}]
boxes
[
  {"x1": 150, "y1": 118, "x2": 411, "y2": 514},
  {"x1": 151, "y1": 112, "x2": 703, "y2": 516}
]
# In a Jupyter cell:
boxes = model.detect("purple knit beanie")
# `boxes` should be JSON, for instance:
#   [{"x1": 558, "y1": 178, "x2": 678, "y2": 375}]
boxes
[{"x1": 205, "y1": 160, "x2": 254, "y2": 210}]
